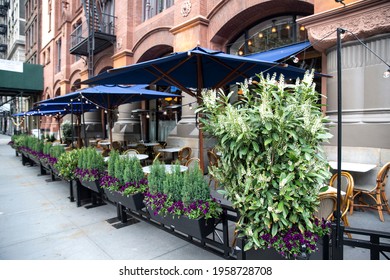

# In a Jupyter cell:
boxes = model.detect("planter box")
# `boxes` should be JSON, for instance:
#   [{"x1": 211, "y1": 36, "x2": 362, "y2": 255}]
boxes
[
  {"x1": 80, "y1": 179, "x2": 102, "y2": 194},
  {"x1": 147, "y1": 207, "x2": 216, "y2": 240},
  {"x1": 105, "y1": 190, "x2": 145, "y2": 211},
  {"x1": 236, "y1": 237, "x2": 324, "y2": 260}
]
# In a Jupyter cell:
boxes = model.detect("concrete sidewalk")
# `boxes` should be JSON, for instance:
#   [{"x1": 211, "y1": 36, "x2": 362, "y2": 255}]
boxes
[
  {"x1": 0, "y1": 134, "x2": 389, "y2": 260},
  {"x1": 0, "y1": 134, "x2": 222, "y2": 260}
]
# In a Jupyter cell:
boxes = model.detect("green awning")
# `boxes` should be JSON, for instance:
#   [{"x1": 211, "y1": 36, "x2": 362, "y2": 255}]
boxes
[{"x1": 0, "y1": 59, "x2": 43, "y2": 96}]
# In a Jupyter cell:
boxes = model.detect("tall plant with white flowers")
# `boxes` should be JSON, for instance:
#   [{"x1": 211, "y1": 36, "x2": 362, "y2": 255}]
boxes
[{"x1": 197, "y1": 71, "x2": 332, "y2": 258}]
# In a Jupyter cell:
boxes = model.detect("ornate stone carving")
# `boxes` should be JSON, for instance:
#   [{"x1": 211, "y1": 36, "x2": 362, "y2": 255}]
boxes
[
  {"x1": 181, "y1": 0, "x2": 192, "y2": 17},
  {"x1": 306, "y1": 5, "x2": 390, "y2": 51}
]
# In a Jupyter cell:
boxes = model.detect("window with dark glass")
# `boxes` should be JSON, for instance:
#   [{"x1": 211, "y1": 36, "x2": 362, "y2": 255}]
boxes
[{"x1": 143, "y1": 0, "x2": 174, "y2": 21}]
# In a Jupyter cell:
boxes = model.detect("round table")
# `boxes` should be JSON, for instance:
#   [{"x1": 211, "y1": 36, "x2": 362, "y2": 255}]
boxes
[
  {"x1": 142, "y1": 164, "x2": 188, "y2": 174},
  {"x1": 104, "y1": 154, "x2": 149, "y2": 162}
]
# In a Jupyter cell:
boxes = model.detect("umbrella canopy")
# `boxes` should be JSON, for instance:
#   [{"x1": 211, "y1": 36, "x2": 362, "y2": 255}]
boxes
[
  {"x1": 37, "y1": 84, "x2": 181, "y2": 109},
  {"x1": 36, "y1": 84, "x2": 181, "y2": 146},
  {"x1": 82, "y1": 46, "x2": 324, "y2": 169},
  {"x1": 33, "y1": 102, "x2": 97, "y2": 114},
  {"x1": 246, "y1": 41, "x2": 312, "y2": 62},
  {"x1": 82, "y1": 46, "x2": 316, "y2": 96}
]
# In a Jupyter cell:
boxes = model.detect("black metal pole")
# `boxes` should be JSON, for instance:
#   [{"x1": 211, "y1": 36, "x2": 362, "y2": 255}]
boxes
[
  {"x1": 81, "y1": 97, "x2": 88, "y2": 147},
  {"x1": 71, "y1": 102, "x2": 74, "y2": 148},
  {"x1": 334, "y1": 27, "x2": 345, "y2": 260}
]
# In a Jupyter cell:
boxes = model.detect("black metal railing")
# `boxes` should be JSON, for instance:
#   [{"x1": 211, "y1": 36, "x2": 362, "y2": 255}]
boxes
[{"x1": 326, "y1": 223, "x2": 390, "y2": 260}]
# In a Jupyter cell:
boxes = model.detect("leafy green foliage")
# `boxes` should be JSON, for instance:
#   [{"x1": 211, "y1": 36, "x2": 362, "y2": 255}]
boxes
[
  {"x1": 148, "y1": 160, "x2": 166, "y2": 194},
  {"x1": 197, "y1": 71, "x2": 332, "y2": 256},
  {"x1": 55, "y1": 149, "x2": 81, "y2": 180},
  {"x1": 182, "y1": 165, "x2": 210, "y2": 205},
  {"x1": 49, "y1": 145, "x2": 65, "y2": 159},
  {"x1": 77, "y1": 147, "x2": 105, "y2": 172},
  {"x1": 61, "y1": 120, "x2": 72, "y2": 142},
  {"x1": 163, "y1": 163, "x2": 184, "y2": 202},
  {"x1": 43, "y1": 142, "x2": 52, "y2": 155},
  {"x1": 107, "y1": 149, "x2": 120, "y2": 177},
  {"x1": 123, "y1": 156, "x2": 144, "y2": 183}
]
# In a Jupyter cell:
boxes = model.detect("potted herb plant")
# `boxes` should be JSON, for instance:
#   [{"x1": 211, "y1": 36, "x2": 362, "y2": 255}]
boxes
[
  {"x1": 197, "y1": 72, "x2": 332, "y2": 259},
  {"x1": 100, "y1": 150, "x2": 148, "y2": 211},
  {"x1": 75, "y1": 147, "x2": 105, "y2": 194},
  {"x1": 144, "y1": 160, "x2": 221, "y2": 240}
]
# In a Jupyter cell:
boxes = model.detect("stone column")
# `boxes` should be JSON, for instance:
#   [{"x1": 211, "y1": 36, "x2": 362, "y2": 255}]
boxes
[{"x1": 112, "y1": 102, "x2": 142, "y2": 144}]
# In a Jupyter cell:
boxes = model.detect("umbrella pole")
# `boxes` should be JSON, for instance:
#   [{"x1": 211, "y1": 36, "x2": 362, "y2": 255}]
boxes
[
  {"x1": 71, "y1": 103, "x2": 74, "y2": 148},
  {"x1": 57, "y1": 117, "x2": 62, "y2": 143},
  {"x1": 81, "y1": 100, "x2": 88, "y2": 147},
  {"x1": 197, "y1": 95, "x2": 205, "y2": 173}
]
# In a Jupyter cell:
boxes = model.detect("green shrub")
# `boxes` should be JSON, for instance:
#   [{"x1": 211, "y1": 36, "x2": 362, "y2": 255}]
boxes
[
  {"x1": 55, "y1": 149, "x2": 81, "y2": 180},
  {"x1": 197, "y1": 71, "x2": 332, "y2": 257}
]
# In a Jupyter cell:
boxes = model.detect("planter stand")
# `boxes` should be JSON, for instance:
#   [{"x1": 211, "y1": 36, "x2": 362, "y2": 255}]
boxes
[
  {"x1": 146, "y1": 207, "x2": 216, "y2": 241},
  {"x1": 104, "y1": 190, "x2": 141, "y2": 228},
  {"x1": 75, "y1": 179, "x2": 106, "y2": 208},
  {"x1": 235, "y1": 237, "x2": 325, "y2": 260}
]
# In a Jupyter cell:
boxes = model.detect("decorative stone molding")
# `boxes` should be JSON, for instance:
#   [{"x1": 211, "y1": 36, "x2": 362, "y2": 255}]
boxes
[
  {"x1": 298, "y1": 0, "x2": 390, "y2": 52},
  {"x1": 181, "y1": 0, "x2": 192, "y2": 17},
  {"x1": 170, "y1": 16, "x2": 209, "y2": 35}
]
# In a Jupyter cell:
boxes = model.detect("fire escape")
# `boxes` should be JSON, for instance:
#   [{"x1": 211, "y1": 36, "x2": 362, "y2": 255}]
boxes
[
  {"x1": 0, "y1": 0, "x2": 9, "y2": 59},
  {"x1": 70, "y1": 0, "x2": 116, "y2": 78}
]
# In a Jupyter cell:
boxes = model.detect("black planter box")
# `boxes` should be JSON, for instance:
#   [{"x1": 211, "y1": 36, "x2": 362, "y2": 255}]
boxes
[
  {"x1": 106, "y1": 190, "x2": 145, "y2": 211},
  {"x1": 80, "y1": 179, "x2": 102, "y2": 194},
  {"x1": 147, "y1": 207, "x2": 216, "y2": 240},
  {"x1": 235, "y1": 237, "x2": 324, "y2": 260}
]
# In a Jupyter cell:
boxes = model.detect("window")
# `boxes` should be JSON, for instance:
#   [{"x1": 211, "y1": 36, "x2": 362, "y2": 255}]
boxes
[
  {"x1": 143, "y1": 0, "x2": 174, "y2": 21},
  {"x1": 227, "y1": 15, "x2": 308, "y2": 56},
  {"x1": 48, "y1": 1, "x2": 52, "y2": 32},
  {"x1": 56, "y1": 39, "x2": 61, "y2": 73},
  {"x1": 47, "y1": 47, "x2": 50, "y2": 64}
]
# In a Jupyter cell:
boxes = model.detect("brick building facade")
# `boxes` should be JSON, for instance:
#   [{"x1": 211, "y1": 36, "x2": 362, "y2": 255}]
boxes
[{"x1": 36, "y1": 0, "x2": 389, "y2": 161}]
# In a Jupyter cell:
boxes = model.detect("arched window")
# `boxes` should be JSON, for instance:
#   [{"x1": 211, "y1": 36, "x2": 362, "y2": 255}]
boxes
[
  {"x1": 71, "y1": 79, "x2": 81, "y2": 92},
  {"x1": 227, "y1": 15, "x2": 308, "y2": 56}
]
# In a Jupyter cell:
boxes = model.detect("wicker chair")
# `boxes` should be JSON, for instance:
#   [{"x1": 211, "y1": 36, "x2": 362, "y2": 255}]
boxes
[
  {"x1": 178, "y1": 146, "x2": 192, "y2": 165},
  {"x1": 123, "y1": 149, "x2": 139, "y2": 155},
  {"x1": 329, "y1": 171, "x2": 355, "y2": 238},
  {"x1": 185, "y1": 157, "x2": 201, "y2": 171},
  {"x1": 351, "y1": 162, "x2": 390, "y2": 222},
  {"x1": 207, "y1": 150, "x2": 219, "y2": 189},
  {"x1": 314, "y1": 192, "x2": 337, "y2": 221},
  {"x1": 135, "y1": 143, "x2": 147, "y2": 154},
  {"x1": 111, "y1": 141, "x2": 122, "y2": 152}
]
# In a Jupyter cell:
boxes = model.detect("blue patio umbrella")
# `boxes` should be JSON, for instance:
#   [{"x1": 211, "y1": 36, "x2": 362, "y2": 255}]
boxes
[
  {"x1": 82, "y1": 46, "x2": 323, "y2": 97},
  {"x1": 37, "y1": 84, "x2": 181, "y2": 145},
  {"x1": 37, "y1": 84, "x2": 181, "y2": 108},
  {"x1": 82, "y1": 46, "x2": 325, "y2": 168}
]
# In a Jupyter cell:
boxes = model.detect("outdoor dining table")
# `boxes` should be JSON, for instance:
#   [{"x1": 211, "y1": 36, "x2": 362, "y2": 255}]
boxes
[
  {"x1": 158, "y1": 147, "x2": 181, "y2": 161},
  {"x1": 320, "y1": 185, "x2": 346, "y2": 196},
  {"x1": 104, "y1": 153, "x2": 149, "y2": 162},
  {"x1": 142, "y1": 164, "x2": 188, "y2": 174},
  {"x1": 328, "y1": 161, "x2": 377, "y2": 173}
]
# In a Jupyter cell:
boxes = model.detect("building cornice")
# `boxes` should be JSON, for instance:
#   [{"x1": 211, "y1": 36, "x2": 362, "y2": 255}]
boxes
[
  {"x1": 298, "y1": 0, "x2": 390, "y2": 51},
  {"x1": 112, "y1": 50, "x2": 134, "y2": 61},
  {"x1": 170, "y1": 16, "x2": 209, "y2": 35}
]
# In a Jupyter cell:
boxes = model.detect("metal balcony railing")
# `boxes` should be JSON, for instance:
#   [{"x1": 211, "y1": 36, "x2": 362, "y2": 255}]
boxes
[{"x1": 70, "y1": 13, "x2": 116, "y2": 54}]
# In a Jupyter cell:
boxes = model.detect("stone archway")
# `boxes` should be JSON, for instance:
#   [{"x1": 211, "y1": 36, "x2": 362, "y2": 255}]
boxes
[{"x1": 209, "y1": 0, "x2": 314, "y2": 50}]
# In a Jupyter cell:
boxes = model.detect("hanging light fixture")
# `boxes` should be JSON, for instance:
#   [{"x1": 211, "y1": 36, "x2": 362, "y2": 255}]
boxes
[
  {"x1": 238, "y1": 50, "x2": 244, "y2": 56},
  {"x1": 300, "y1": 25, "x2": 305, "y2": 31},
  {"x1": 248, "y1": 39, "x2": 252, "y2": 46},
  {"x1": 258, "y1": 32, "x2": 263, "y2": 38},
  {"x1": 189, "y1": 103, "x2": 193, "y2": 110},
  {"x1": 290, "y1": 55, "x2": 299, "y2": 63},
  {"x1": 285, "y1": 23, "x2": 290, "y2": 30},
  {"x1": 271, "y1": 20, "x2": 277, "y2": 33}
]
